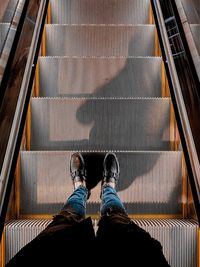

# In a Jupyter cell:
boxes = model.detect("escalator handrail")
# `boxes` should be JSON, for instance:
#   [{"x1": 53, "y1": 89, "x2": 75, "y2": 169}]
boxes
[
  {"x1": 0, "y1": 0, "x2": 49, "y2": 240},
  {"x1": 152, "y1": 0, "x2": 200, "y2": 223}
]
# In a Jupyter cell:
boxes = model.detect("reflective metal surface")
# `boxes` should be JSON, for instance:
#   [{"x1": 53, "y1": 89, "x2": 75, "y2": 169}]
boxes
[
  {"x1": 5, "y1": 219, "x2": 198, "y2": 267},
  {"x1": 31, "y1": 98, "x2": 171, "y2": 151},
  {"x1": 20, "y1": 151, "x2": 182, "y2": 215},
  {"x1": 49, "y1": 0, "x2": 151, "y2": 24},
  {"x1": 39, "y1": 57, "x2": 163, "y2": 97},
  {"x1": 45, "y1": 25, "x2": 156, "y2": 57}
]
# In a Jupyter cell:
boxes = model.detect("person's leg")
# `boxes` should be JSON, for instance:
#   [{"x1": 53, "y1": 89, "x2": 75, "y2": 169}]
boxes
[
  {"x1": 100, "y1": 184, "x2": 126, "y2": 215},
  {"x1": 59, "y1": 152, "x2": 90, "y2": 219},
  {"x1": 61, "y1": 185, "x2": 89, "y2": 218},
  {"x1": 5, "y1": 153, "x2": 95, "y2": 267},
  {"x1": 49, "y1": 152, "x2": 90, "y2": 226},
  {"x1": 97, "y1": 153, "x2": 170, "y2": 267},
  {"x1": 100, "y1": 152, "x2": 127, "y2": 216}
]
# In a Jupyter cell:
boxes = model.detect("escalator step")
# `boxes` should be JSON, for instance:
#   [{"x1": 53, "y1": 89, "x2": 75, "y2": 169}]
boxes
[
  {"x1": 30, "y1": 98, "x2": 171, "y2": 151},
  {"x1": 45, "y1": 25, "x2": 156, "y2": 57},
  {"x1": 20, "y1": 151, "x2": 182, "y2": 215},
  {"x1": 4, "y1": 219, "x2": 198, "y2": 267},
  {"x1": 0, "y1": 23, "x2": 10, "y2": 54},
  {"x1": 49, "y1": 0, "x2": 151, "y2": 25},
  {"x1": 39, "y1": 57, "x2": 163, "y2": 97},
  {"x1": 190, "y1": 24, "x2": 200, "y2": 55}
]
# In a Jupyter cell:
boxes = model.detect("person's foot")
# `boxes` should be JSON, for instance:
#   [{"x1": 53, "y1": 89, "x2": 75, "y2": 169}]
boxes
[
  {"x1": 70, "y1": 152, "x2": 87, "y2": 189},
  {"x1": 102, "y1": 152, "x2": 120, "y2": 189}
]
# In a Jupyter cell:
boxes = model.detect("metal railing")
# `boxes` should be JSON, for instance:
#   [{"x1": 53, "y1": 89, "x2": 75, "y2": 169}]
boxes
[{"x1": 151, "y1": 0, "x2": 200, "y2": 223}]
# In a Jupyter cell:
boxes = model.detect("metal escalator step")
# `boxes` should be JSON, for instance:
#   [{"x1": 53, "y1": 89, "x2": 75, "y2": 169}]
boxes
[
  {"x1": 0, "y1": 23, "x2": 10, "y2": 54},
  {"x1": 45, "y1": 25, "x2": 156, "y2": 57},
  {"x1": 20, "y1": 151, "x2": 182, "y2": 215},
  {"x1": 39, "y1": 57, "x2": 163, "y2": 97},
  {"x1": 190, "y1": 24, "x2": 200, "y2": 55},
  {"x1": 4, "y1": 219, "x2": 198, "y2": 267},
  {"x1": 31, "y1": 98, "x2": 171, "y2": 151},
  {"x1": 49, "y1": 0, "x2": 151, "y2": 24},
  {"x1": 5, "y1": 220, "x2": 52, "y2": 265}
]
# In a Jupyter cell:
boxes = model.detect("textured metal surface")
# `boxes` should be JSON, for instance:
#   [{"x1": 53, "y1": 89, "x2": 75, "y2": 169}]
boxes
[
  {"x1": 190, "y1": 24, "x2": 200, "y2": 55},
  {"x1": 180, "y1": 0, "x2": 200, "y2": 24},
  {"x1": 49, "y1": 0, "x2": 151, "y2": 24},
  {"x1": 5, "y1": 219, "x2": 198, "y2": 267},
  {"x1": 5, "y1": 220, "x2": 52, "y2": 264},
  {"x1": 39, "y1": 57, "x2": 163, "y2": 97},
  {"x1": 45, "y1": 25, "x2": 156, "y2": 56},
  {"x1": 20, "y1": 151, "x2": 182, "y2": 215},
  {"x1": 31, "y1": 98, "x2": 171, "y2": 151},
  {"x1": 0, "y1": 23, "x2": 9, "y2": 54},
  {"x1": 132, "y1": 219, "x2": 198, "y2": 267}
]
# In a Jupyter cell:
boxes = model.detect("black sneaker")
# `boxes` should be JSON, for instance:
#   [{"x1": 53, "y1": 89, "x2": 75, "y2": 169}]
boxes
[
  {"x1": 70, "y1": 152, "x2": 87, "y2": 187},
  {"x1": 102, "y1": 153, "x2": 120, "y2": 188}
]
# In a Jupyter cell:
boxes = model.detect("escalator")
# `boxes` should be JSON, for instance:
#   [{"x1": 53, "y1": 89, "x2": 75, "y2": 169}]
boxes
[{"x1": 0, "y1": 1, "x2": 199, "y2": 266}]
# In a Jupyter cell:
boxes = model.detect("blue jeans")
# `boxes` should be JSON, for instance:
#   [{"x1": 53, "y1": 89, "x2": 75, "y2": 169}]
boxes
[
  {"x1": 62, "y1": 184, "x2": 126, "y2": 217},
  {"x1": 62, "y1": 186, "x2": 89, "y2": 217},
  {"x1": 100, "y1": 184, "x2": 126, "y2": 215}
]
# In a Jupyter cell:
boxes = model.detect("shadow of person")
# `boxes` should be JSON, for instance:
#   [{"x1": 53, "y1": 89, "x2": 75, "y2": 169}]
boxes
[
  {"x1": 74, "y1": 32, "x2": 171, "y2": 193},
  {"x1": 34, "y1": 21, "x2": 181, "y2": 215}
]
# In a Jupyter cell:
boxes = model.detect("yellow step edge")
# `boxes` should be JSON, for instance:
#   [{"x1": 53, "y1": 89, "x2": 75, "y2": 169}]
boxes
[
  {"x1": 0, "y1": 229, "x2": 5, "y2": 267},
  {"x1": 47, "y1": 1, "x2": 51, "y2": 24},
  {"x1": 18, "y1": 213, "x2": 184, "y2": 220},
  {"x1": 149, "y1": 2, "x2": 154, "y2": 25}
]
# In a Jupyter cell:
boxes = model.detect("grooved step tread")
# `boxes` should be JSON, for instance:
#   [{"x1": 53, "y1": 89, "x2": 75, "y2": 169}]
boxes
[
  {"x1": 45, "y1": 25, "x2": 156, "y2": 57},
  {"x1": 39, "y1": 57, "x2": 163, "y2": 97},
  {"x1": 5, "y1": 219, "x2": 198, "y2": 267},
  {"x1": 20, "y1": 151, "x2": 182, "y2": 215},
  {"x1": 30, "y1": 98, "x2": 171, "y2": 151},
  {"x1": 49, "y1": 0, "x2": 151, "y2": 24}
]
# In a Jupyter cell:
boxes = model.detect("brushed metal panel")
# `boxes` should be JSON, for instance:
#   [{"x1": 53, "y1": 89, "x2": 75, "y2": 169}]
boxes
[
  {"x1": 20, "y1": 151, "x2": 182, "y2": 215},
  {"x1": 49, "y1": 0, "x2": 151, "y2": 24},
  {"x1": 190, "y1": 24, "x2": 200, "y2": 55},
  {"x1": 0, "y1": 23, "x2": 9, "y2": 54},
  {"x1": 30, "y1": 98, "x2": 171, "y2": 151},
  {"x1": 39, "y1": 57, "x2": 163, "y2": 97},
  {"x1": 0, "y1": 0, "x2": 18, "y2": 23},
  {"x1": 180, "y1": 0, "x2": 200, "y2": 24},
  {"x1": 45, "y1": 25, "x2": 156, "y2": 57}
]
